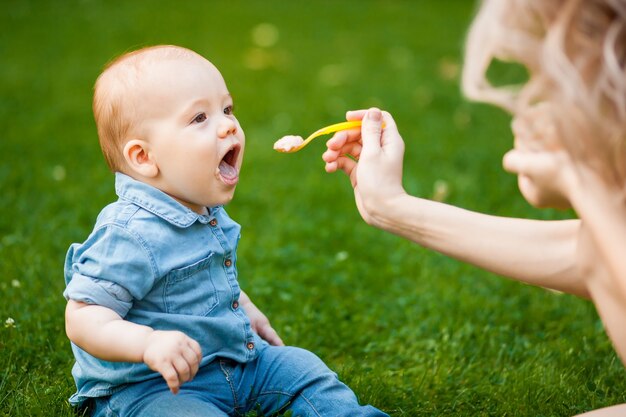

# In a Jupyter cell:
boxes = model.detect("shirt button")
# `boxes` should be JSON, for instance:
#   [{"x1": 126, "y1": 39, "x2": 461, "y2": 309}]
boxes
[
  {"x1": 247, "y1": 342, "x2": 255, "y2": 350},
  {"x1": 224, "y1": 258, "x2": 232, "y2": 267},
  {"x1": 232, "y1": 301, "x2": 239, "y2": 309},
  {"x1": 209, "y1": 218, "x2": 218, "y2": 227}
]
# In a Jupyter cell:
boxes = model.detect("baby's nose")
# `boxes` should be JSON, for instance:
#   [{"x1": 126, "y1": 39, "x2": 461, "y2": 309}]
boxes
[{"x1": 218, "y1": 117, "x2": 237, "y2": 138}]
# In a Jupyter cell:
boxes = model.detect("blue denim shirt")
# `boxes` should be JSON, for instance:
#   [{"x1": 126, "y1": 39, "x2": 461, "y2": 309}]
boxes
[{"x1": 63, "y1": 173, "x2": 263, "y2": 406}]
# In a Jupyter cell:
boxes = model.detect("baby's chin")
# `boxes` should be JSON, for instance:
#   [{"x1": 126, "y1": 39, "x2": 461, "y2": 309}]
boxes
[
  {"x1": 179, "y1": 187, "x2": 238, "y2": 212},
  {"x1": 203, "y1": 188, "x2": 237, "y2": 209}
]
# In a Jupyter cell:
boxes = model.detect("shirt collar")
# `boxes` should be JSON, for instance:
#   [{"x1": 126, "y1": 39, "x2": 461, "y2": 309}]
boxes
[{"x1": 114, "y1": 172, "x2": 213, "y2": 228}]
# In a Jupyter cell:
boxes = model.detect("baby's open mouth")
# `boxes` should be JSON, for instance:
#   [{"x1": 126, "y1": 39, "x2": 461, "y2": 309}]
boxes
[{"x1": 218, "y1": 145, "x2": 240, "y2": 185}]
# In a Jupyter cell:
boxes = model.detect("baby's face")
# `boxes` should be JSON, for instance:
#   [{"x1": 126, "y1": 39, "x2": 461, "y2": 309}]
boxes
[{"x1": 133, "y1": 56, "x2": 245, "y2": 213}]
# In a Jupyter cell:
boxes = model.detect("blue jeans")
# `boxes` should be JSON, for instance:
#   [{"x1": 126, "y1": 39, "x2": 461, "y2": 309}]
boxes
[{"x1": 91, "y1": 345, "x2": 388, "y2": 417}]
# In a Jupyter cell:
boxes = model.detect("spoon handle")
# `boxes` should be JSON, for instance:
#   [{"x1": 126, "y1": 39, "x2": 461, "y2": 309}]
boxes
[{"x1": 305, "y1": 120, "x2": 363, "y2": 141}]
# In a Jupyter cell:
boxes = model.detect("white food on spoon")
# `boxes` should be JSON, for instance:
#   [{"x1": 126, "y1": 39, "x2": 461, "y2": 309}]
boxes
[{"x1": 273, "y1": 135, "x2": 304, "y2": 152}]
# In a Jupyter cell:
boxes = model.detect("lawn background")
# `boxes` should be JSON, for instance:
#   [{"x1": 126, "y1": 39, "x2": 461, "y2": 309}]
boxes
[{"x1": 1, "y1": 1, "x2": 625, "y2": 416}]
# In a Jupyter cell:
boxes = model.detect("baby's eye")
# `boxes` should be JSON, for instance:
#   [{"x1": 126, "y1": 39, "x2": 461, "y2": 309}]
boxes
[
  {"x1": 193, "y1": 113, "x2": 207, "y2": 124},
  {"x1": 224, "y1": 105, "x2": 234, "y2": 115}
]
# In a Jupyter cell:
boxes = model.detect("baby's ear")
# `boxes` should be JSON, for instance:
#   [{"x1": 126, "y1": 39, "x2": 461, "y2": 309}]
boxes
[{"x1": 123, "y1": 139, "x2": 159, "y2": 178}]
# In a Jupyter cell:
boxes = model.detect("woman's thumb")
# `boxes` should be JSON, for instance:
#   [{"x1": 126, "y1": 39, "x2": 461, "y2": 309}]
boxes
[{"x1": 360, "y1": 108, "x2": 383, "y2": 157}]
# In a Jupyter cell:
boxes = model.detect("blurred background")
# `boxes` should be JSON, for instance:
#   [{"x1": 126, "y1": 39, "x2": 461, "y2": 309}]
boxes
[{"x1": 1, "y1": 1, "x2": 625, "y2": 415}]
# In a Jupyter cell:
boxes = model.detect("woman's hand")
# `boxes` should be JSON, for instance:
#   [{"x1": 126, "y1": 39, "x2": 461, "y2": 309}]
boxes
[{"x1": 322, "y1": 108, "x2": 407, "y2": 227}]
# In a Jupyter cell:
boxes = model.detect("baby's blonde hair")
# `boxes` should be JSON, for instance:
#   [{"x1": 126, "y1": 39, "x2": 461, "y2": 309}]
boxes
[
  {"x1": 93, "y1": 45, "x2": 201, "y2": 171},
  {"x1": 463, "y1": 0, "x2": 626, "y2": 182}
]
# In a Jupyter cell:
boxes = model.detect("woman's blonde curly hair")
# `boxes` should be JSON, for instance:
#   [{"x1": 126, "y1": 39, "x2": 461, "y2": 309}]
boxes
[{"x1": 463, "y1": 0, "x2": 626, "y2": 183}]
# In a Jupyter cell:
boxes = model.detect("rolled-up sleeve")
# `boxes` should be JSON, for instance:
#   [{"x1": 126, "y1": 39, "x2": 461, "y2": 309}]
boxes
[
  {"x1": 63, "y1": 275, "x2": 133, "y2": 317},
  {"x1": 64, "y1": 224, "x2": 157, "y2": 318}
]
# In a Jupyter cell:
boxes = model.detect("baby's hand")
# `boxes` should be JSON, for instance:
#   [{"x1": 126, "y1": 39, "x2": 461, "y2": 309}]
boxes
[
  {"x1": 239, "y1": 291, "x2": 284, "y2": 346},
  {"x1": 142, "y1": 330, "x2": 202, "y2": 394}
]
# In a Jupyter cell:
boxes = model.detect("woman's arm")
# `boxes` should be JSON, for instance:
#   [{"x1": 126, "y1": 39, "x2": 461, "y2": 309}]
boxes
[
  {"x1": 377, "y1": 193, "x2": 584, "y2": 296},
  {"x1": 323, "y1": 108, "x2": 586, "y2": 297}
]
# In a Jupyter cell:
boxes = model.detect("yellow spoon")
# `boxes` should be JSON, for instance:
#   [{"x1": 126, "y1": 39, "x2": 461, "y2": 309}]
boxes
[{"x1": 274, "y1": 120, "x2": 364, "y2": 153}]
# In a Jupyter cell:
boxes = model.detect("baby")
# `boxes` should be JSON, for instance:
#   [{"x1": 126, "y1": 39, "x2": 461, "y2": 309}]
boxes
[{"x1": 63, "y1": 45, "x2": 388, "y2": 417}]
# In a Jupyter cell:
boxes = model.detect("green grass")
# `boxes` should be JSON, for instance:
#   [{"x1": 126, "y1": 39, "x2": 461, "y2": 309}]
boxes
[{"x1": 1, "y1": 0, "x2": 625, "y2": 415}]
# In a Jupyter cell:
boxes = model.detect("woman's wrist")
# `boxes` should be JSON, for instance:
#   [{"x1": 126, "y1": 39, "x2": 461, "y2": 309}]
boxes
[{"x1": 366, "y1": 191, "x2": 413, "y2": 233}]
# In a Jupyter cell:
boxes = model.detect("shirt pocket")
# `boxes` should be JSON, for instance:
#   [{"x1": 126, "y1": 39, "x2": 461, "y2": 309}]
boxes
[{"x1": 163, "y1": 254, "x2": 219, "y2": 316}]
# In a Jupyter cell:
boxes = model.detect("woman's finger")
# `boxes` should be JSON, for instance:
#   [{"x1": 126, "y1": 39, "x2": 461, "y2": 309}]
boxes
[
  {"x1": 360, "y1": 108, "x2": 384, "y2": 159},
  {"x1": 326, "y1": 129, "x2": 362, "y2": 151},
  {"x1": 326, "y1": 131, "x2": 350, "y2": 151},
  {"x1": 346, "y1": 109, "x2": 367, "y2": 121},
  {"x1": 333, "y1": 156, "x2": 358, "y2": 182}
]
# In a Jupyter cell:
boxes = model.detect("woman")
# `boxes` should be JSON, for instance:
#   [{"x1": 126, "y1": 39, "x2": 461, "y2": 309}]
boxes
[{"x1": 322, "y1": 1, "x2": 626, "y2": 415}]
